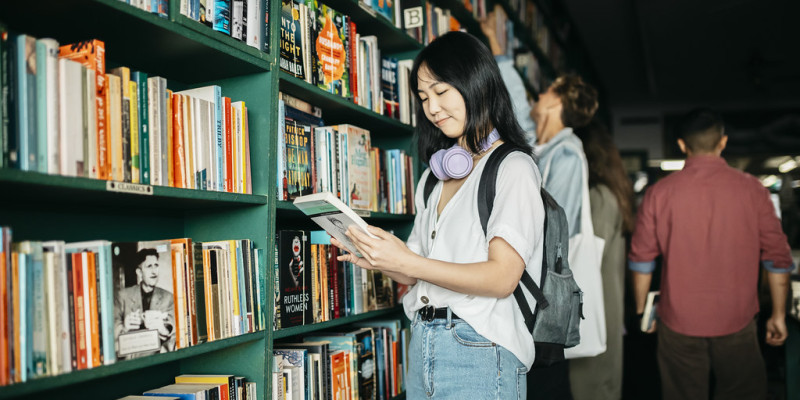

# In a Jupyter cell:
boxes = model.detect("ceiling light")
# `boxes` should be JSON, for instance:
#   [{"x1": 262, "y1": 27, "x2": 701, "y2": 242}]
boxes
[
  {"x1": 761, "y1": 175, "x2": 778, "y2": 188},
  {"x1": 779, "y1": 159, "x2": 798, "y2": 173},
  {"x1": 660, "y1": 160, "x2": 685, "y2": 171}
]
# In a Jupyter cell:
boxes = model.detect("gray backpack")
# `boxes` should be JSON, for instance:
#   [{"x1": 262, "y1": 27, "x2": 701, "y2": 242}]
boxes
[{"x1": 422, "y1": 142, "x2": 583, "y2": 367}]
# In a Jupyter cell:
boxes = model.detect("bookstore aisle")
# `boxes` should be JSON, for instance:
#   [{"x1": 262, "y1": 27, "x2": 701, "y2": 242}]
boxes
[{"x1": 0, "y1": 0, "x2": 566, "y2": 398}]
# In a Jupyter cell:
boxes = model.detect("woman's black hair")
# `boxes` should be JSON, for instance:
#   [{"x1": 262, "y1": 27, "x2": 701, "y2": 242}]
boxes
[{"x1": 410, "y1": 31, "x2": 533, "y2": 163}]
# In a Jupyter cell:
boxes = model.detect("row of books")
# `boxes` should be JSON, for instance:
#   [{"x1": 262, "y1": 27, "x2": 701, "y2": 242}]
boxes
[
  {"x1": 0, "y1": 227, "x2": 265, "y2": 385},
  {"x1": 424, "y1": 3, "x2": 464, "y2": 45},
  {"x1": 119, "y1": 0, "x2": 169, "y2": 18},
  {"x1": 119, "y1": 374, "x2": 257, "y2": 400},
  {"x1": 0, "y1": 32, "x2": 254, "y2": 193},
  {"x1": 178, "y1": 0, "x2": 268, "y2": 52},
  {"x1": 273, "y1": 318, "x2": 407, "y2": 400},
  {"x1": 279, "y1": 0, "x2": 417, "y2": 123},
  {"x1": 273, "y1": 230, "x2": 399, "y2": 330},
  {"x1": 277, "y1": 98, "x2": 416, "y2": 215}
]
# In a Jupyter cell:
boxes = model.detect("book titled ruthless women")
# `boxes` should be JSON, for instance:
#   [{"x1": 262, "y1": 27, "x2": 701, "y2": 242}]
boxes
[{"x1": 276, "y1": 230, "x2": 314, "y2": 328}]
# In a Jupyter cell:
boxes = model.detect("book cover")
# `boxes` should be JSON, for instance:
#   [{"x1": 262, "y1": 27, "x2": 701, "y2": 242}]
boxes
[
  {"x1": 330, "y1": 349, "x2": 349, "y2": 399},
  {"x1": 338, "y1": 124, "x2": 372, "y2": 211},
  {"x1": 293, "y1": 191, "x2": 378, "y2": 257},
  {"x1": 640, "y1": 290, "x2": 660, "y2": 332},
  {"x1": 380, "y1": 57, "x2": 399, "y2": 120},
  {"x1": 283, "y1": 105, "x2": 318, "y2": 199},
  {"x1": 371, "y1": 0, "x2": 394, "y2": 24},
  {"x1": 109, "y1": 67, "x2": 132, "y2": 182},
  {"x1": 276, "y1": 230, "x2": 313, "y2": 328},
  {"x1": 58, "y1": 39, "x2": 107, "y2": 180},
  {"x1": 273, "y1": 348, "x2": 308, "y2": 400},
  {"x1": 214, "y1": 0, "x2": 233, "y2": 35},
  {"x1": 132, "y1": 70, "x2": 150, "y2": 184},
  {"x1": 13, "y1": 34, "x2": 36, "y2": 173},
  {"x1": 279, "y1": 0, "x2": 306, "y2": 79},
  {"x1": 36, "y1": 38, "x2": 59, "y2": 175},
  {"x1": 175, "y1": 374, "x2": 235, "y2": 400},
  {"x1": 313, "y1": 3, "x2": 350, "y2": 98},
  {"x1": 112, "y1": 241, "x2": 176, "y2": 360}
]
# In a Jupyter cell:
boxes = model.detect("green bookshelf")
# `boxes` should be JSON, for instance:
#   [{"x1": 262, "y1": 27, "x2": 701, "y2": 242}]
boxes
[{"x1": 0, "y1": 0, "x2": 586, "y2": 397}]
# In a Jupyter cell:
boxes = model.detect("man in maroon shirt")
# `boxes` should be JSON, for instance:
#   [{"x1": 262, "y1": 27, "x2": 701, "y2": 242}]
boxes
[{"x1": 629, "y1": 108, "x2": 793, "y2": 400}]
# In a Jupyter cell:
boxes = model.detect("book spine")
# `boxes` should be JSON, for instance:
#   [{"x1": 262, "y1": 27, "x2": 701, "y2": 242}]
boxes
[
  {"x1": 65, "y1": 256, "x2": 77, "y2": 371},
  {"x1": 71, "y1": 254, "x2": 86, "y2": 370},
  {"x1": 29, "y1": 246, "x2": 45, "y2": 377},
  {"x1": 34, "y1": 41, "x2": 48, "y2": 174},
  {"x1": 214, "y1": 0, "x2": 233, "y2": 34},
  {"x1": 98, "y1": 245, "x2": 115, "y2": 365},
  {"x1": 86, "y1": 253, "x2": 101, "y2": 368},
  {"x1": 129, "y1": 81, "x2": 140, "y2": 183}
]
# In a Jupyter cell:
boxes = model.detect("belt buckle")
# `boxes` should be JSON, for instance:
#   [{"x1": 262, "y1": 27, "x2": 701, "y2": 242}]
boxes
[{"x1": 420, "y1": 305, "x2": 435, "y2": 322}]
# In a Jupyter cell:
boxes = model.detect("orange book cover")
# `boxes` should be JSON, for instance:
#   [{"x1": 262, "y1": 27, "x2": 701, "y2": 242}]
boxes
[
  {"x1": 0, "y1": 248, "x2": 7, "y2": 386},
  {"x1": 392, "y1": 341, "x2": 399, "y2": 396},
  {"x1": 202, "y1": 249, "x2": 215, "y2": 341},
  {"x1": 223, "y1": 97, "x2": 233, "y2": 193},
  {"x1": 11, "y1": 253, "x2": 19, "y2": 383},
  {"x1": 172, "y1": 94, "x2": 186, "y2": 189},
  {"x1": 59, "y1": 40, "x2": 108, "y2": 179},
  {"x1": 86, "y1": 252, "x2": 101, "y2": 368},
  {"x1": 170, "y1": 245, "x2": 184, "y2": 349},
  {"x1": 172, "y1": 238, "x2": 198, "y2": 347},
  {"x1": 330, "y1": 350, "x2": 347, "y2": 400},
  {"x1": 166, "y1": 89, "x2": 175, "y2": 188},
  {"x1": 71, "y1": 253, "x2": 87, "y2": 370}
]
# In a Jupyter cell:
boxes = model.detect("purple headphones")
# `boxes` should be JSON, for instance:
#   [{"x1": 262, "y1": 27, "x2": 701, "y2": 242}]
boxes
[{"x1": 429, "y1": 129, "x2": 501, "y2": 180}]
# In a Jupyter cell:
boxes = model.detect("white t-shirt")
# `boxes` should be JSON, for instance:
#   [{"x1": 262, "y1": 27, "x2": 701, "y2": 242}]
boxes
[{"x1": 403, "y1": 147, "x2": 545, "y2": 370}]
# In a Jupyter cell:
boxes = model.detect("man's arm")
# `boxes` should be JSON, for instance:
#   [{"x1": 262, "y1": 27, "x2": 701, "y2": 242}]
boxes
[
  {"x1": 754, "y1": 184, "x2": 794, "y2": 345},
  {"x1": 766, "y1": 271, "x2": 789, "y2": 346},
  {"x1": 628, "y1": 186, "x2": 661, "y2": 332},
  {"x1": 632, "y1": 271, "x2": 653, "y2": 315}
]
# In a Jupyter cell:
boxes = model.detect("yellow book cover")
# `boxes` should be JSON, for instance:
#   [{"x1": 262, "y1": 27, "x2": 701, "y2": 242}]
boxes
[
  {"x1": 174, "y1": 374, "x2": 234, "y2": 400},
  {"x1": 106, "y1": 74, "x2": 123, "y2": 182}
]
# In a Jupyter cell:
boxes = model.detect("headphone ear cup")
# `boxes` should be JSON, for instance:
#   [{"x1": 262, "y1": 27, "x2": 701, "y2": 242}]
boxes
[
  {"x1": 429, "y1": 148, "x2": 450, "y2": 181},
  {"x1": 441, "y1": 146, "x2": 473, "y2": 179}
]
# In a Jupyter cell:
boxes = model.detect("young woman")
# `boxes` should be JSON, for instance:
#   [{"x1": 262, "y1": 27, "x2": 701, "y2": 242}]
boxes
[
  {"x1": 570, "y1": 120, "x2": 635, "y2": 400},
  {"x1": 330, "y1": 31, "x2": 545, "y2": 399}
]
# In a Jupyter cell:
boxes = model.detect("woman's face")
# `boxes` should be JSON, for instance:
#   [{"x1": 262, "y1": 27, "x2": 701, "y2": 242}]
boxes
[{"x1": 416, "y1": 65, "x2": 467, "y2": 139}]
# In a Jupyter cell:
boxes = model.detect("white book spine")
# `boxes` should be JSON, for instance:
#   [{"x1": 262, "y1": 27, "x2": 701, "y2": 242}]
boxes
[
  {"x1": 85, "y1": 69, "x2": 98, "y2": 178},
  {"x1": 246, "y1": 0, "x2": 261, "y2": 48},
  {"x1": 41, "y1": 39, "x2": 60, "y2": 175}
]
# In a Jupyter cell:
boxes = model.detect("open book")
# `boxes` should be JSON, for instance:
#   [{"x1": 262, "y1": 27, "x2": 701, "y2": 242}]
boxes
[
  {"x1": 640, "y1": 290, "x2": 660, "y2": 332},
  {"x1": 293, "y1": 192, "x2": 378, "y2": 258}
]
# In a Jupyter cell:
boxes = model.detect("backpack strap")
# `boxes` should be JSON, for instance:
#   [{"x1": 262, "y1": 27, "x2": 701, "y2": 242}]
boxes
[
  {"x1": 422, "y1": 171, "x2": 439, "y2": 209},
  {"x1": 478, "y1": 143, "x2": 549, "y2": 334}
]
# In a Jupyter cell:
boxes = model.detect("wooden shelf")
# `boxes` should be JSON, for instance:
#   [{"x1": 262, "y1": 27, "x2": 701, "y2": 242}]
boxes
[
  {"x1": 0, "y1": 169, "x2": 268, "y2": 210},
  {"x1": 279, "y1": 73, "x2": 414, "y2": 135},
  {"x1": 0, "y1": 332, "x2": 265, "y2": 400},
  {"x1": 273, "y1": 306, "x2": 405, "y2": 339}
]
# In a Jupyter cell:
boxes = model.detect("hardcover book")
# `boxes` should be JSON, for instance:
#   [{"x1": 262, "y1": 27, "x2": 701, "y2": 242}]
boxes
[
  {"x1": 276, "y1": 230, "x2": 313, "y2": 328},
  {"x1": 640, "y1": 290, "x2": 660, "y2": 332},
  {"x1": 282, "y1": 105, "x2": 320, "y2": 199},
  {"x1": 112, "y1": 240, "x2": 176, "y2": 360}
]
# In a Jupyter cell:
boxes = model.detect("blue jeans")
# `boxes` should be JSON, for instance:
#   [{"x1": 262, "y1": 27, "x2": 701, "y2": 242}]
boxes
[{"x1": 406, "y1": 310, "x2": 527, "y2": 399}]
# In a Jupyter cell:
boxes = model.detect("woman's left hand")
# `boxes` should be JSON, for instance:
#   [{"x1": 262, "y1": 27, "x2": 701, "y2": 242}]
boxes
[{"x1": 343, "y1": 225, "x2": 418, "y2": 275}]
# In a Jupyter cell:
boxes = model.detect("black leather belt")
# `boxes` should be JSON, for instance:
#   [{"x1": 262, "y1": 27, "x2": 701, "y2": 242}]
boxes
[{"x1": 418, "y1": 305, "x2": 460, "y2": 322}]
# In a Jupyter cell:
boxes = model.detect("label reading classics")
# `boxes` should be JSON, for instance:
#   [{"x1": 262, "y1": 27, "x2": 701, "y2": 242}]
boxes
[{"x1": 106, "y1": 181, "x2": 154, "y2": 195}]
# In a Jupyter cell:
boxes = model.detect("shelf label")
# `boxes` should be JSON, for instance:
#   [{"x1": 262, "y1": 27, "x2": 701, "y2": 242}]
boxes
[
  {"x1": 404, "y1": 7, "x2": 424, "y2": 29},
  {"x1": 106, "y1": 181, "x2": 154, "y2": 195}
]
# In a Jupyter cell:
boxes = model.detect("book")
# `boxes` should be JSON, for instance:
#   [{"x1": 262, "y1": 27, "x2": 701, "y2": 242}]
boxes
[
  {"x1": 175, "y1": 374, "x2": 235, "y2": 400},
  {"x1": 313, "y1": 3, "x2": 350, "y2": 98},
  {"x1": 339, "y1": 124, "x2": 372, "y2": 211},
  {"x1": 280, "y1": 0, "x2": 307, "y2": 79},
  {"x1": 640, "y1": 290, "x2": 660, "y2": 332},
  {"x1": 293, "y1": 191, "x2": 378, "y2": 258},
  {"x1": 143, "y1": 383, "x2": 220, "y2": 399},
  {"x1": 112, "y1": 240, "x2": 176, "y2": 360},
  {"x1": 276, "y1": 230, "x2": 313, "y2": 328}
]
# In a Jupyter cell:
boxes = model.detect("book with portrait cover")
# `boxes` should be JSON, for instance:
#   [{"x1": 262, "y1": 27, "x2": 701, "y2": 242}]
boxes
[
  {"x1": 276, "y1": 230, "x2": 313, "y2": 328},
  {"x1": 293, "y1": 191, "x2": 378, "y2": 258},
  {"x1": 112, "y1": 240, "x2": 176, "y2": 360}
]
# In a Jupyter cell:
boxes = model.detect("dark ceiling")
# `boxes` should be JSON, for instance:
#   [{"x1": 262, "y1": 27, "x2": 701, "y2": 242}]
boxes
[{"x1": 560, "y1": 0, "x2": 800, "y2": 107}]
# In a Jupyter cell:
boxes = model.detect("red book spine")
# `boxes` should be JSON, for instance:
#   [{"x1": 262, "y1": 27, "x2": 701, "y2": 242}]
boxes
[
  {"x1": 224, "y1": 97, "x2": 233, "y2": 192},
  {"x1": 329, "y1": 246, "x2": 340, "y2": 319},
  {"x1": 71, "y1": 253, "x2": 87, "y2": 370}
]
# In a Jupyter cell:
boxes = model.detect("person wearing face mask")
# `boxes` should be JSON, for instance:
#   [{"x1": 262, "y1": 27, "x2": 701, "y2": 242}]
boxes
[{"x1": 329, "y1": 31, "x2": 546, "y2": 398}]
